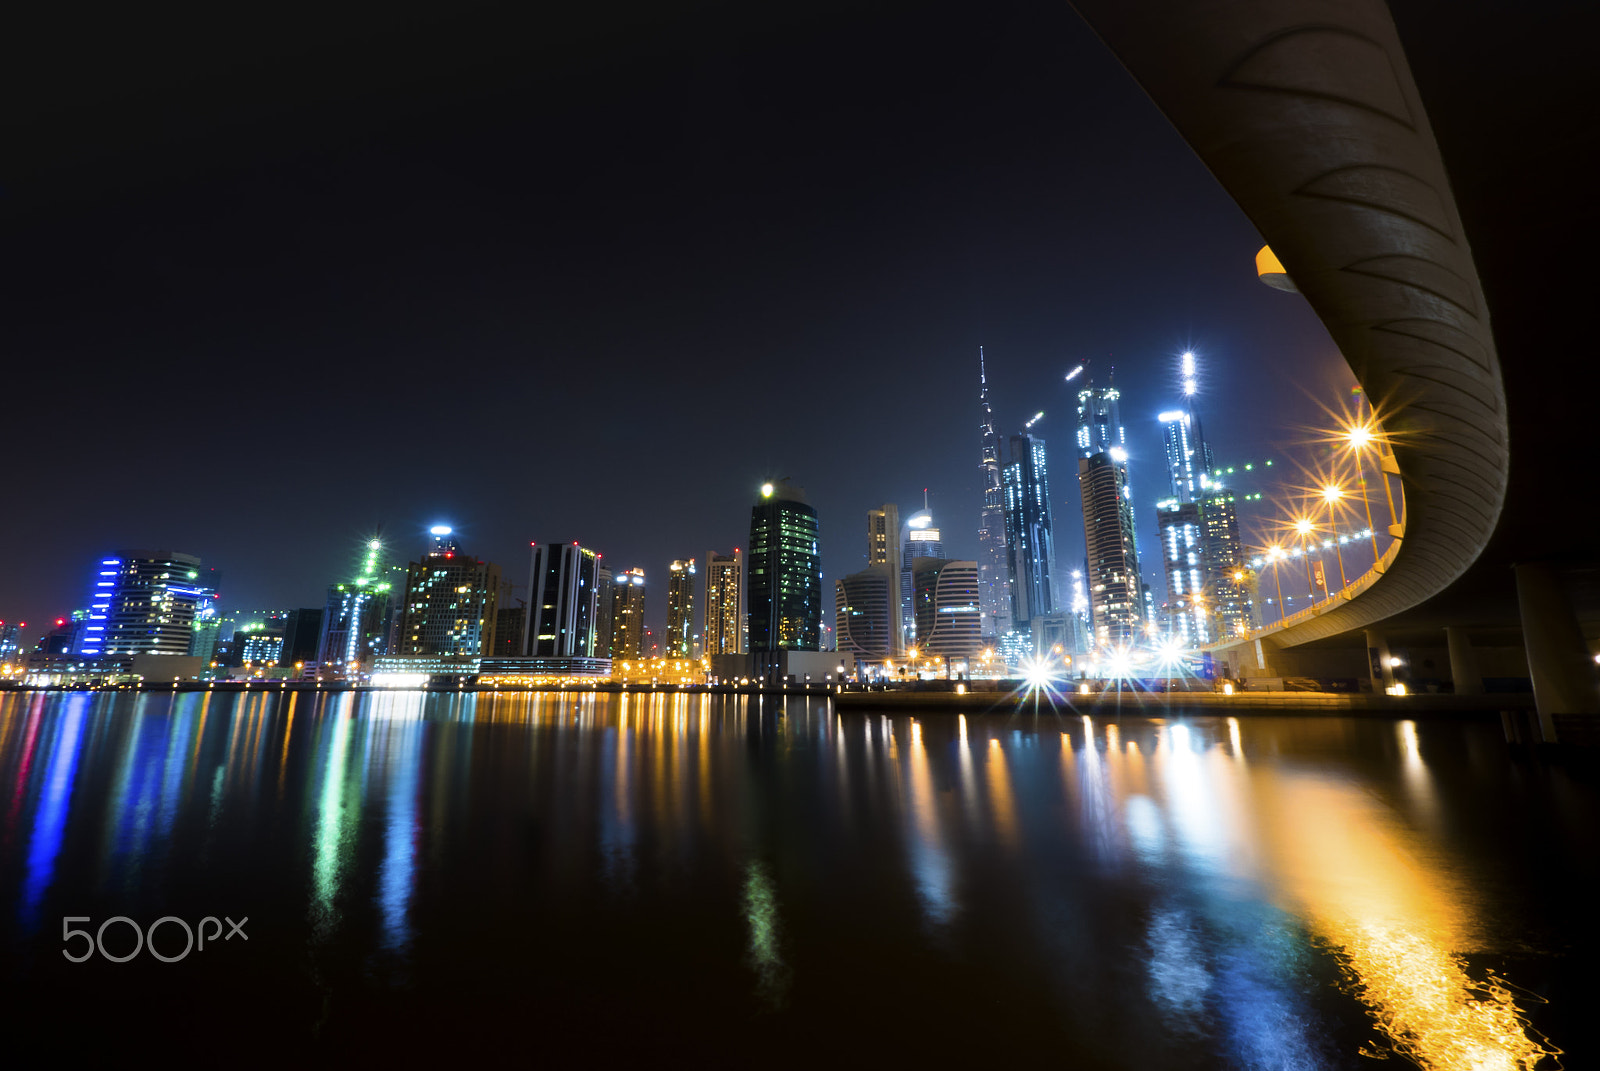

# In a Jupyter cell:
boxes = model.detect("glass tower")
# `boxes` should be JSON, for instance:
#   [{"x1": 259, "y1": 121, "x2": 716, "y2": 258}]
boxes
[
  {"x1": 665, "y1": 558, "x2": 697, "y2": 657},
  {"x1": 976, "y1": 348, "x2": 1010, "y2": 639},
  {"x1": 79, "y1": 551, "x2": 216, "y2": 659},
  {"x1": 527, "y1": 542, "x2": 602, "y2": 657},
  {"x1": 1002, "y1": 433, "x2": 1057, "y2": 628},
  {"x1": 748, "y1": 480, "x2": 821, "y2": 651},
  {"x1": 703, "y1": 550, "x2": 744, "y2": 656},
  {"x1": 1080, "y1": 452, "x2": 1143, "y2": 647}
]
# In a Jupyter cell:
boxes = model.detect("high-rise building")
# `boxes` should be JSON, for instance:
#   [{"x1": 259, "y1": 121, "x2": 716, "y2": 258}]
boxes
[
  {"x1": 865, "y1": 505, "x2": 903, "y2": 655},
  {"x1": 316, "y1": 537, "x2": 400, "y2": 673},
  {"x1": 1002, "y1": 434, "x2": 1057, "y2": 629},
  {"x1": 665, "y1": 559, "x2": 697, "y2": 658},
  {"x1": 1160, "y1": 410, "x2": 1212, "y2": 504},
  {"x1": 912, "y1": 559, "x2": 982, "y2": 665},
  {"x1": 610, "y1": 568, "x2": 646, "y2": 659},
  {"x1": 396, "y1": 526, "x2": 500, "y2": 658},
  {"x1": 976, "y1": 349, "x2": 1010, "y2": 640},
  {"x1": 1080, "y1": 453, "x2": 1143, "y2": 647},
  {"x1": 835, "y1": 564, "x2": 896, "y2": 664},
  {"x1": 900, "y1": 502, "x2": 942, "y2": 645},
  {"x1": 1200, "y1": 490, "x2": 1250, "y2": 639},
  {"x1": 1157, "y1": 499, "x2": 1208, "y2": 645},
  {"x1": 0, "y1": 621, "x2": 28, "y2": 665},
  {"x1": 1076, "y1": 374, "x2": 1139, "y2": 581},
  {"x1": 526, "y1": 542, "x2": 602, "y2": 657},
  {"x1": 703, "y1": 550, "x2": 744, "y2": 656},
  {"x1": 592, "y1": 567, "x2": 615, "y2": 658},
  {"x1": 748, "y1": 479, "x2": 821, "y2": 651},
  {"x1": 77, "y1": 551, "x2": 217, "y2": 659}
]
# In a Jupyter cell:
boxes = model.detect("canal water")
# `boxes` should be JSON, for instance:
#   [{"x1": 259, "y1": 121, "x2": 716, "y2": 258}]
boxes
[{"x1": 0, "y1": 690, "x2": 1591, "y2": 1068}]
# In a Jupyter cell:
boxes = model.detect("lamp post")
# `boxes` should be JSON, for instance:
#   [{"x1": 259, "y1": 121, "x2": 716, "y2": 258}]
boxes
[
  {"x1": 1321, "y1": 483, "x2": 1350, "y2": 595},
  {"x1": 1293, "y1": 518, "x2": 1320, "y2": 604},
  {"x1": 1344, "y1": 419, "x2": 1398, "y2": 571},
  {"x1": 1267, "y1": 544, "x2": 1286, "y2": 625}
]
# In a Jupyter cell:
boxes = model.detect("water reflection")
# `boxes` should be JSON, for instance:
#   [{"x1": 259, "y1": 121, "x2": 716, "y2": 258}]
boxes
[{"x1": 0, "y1": 692, "x2": 1579, "y2": 1067}]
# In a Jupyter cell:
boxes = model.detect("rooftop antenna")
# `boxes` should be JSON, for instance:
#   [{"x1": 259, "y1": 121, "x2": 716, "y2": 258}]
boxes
[{"x1": 923, "y1": 488, "x2": 929, "y2": 511}]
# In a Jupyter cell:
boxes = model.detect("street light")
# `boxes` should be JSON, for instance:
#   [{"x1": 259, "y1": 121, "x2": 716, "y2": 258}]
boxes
[
  {"x1": 1343, "y1": 416, "x2": 1399, "y2": 570},
  {"x1": 1293, "y1": 518, "x2": 1320, "y2": 603},
  {"x1": 1320, "y1": 483, "x2": 1351, "y2": 593}
]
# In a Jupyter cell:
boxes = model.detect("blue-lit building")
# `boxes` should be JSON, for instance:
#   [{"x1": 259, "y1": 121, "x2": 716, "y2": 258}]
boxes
[
  {"x1": 76, "y1": 551, "x2": 216, "y2": 658},
  {"x1": 1002, "y1": 432, "x2": 1057, "y2": 629},
  {"x1": 316, "y1": 537, "x2": 402, "y2": 674}
]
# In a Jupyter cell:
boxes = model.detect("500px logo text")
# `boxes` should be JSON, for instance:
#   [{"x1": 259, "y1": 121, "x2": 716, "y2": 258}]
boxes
[{"x1": 62, "y1": 916, "x2": 248, "y2": 963}]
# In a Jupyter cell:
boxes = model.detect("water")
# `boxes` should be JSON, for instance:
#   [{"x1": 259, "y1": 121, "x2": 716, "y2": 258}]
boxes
[{"x1": 0, "y1": 689, "x2": 1593, "y2": 1068}]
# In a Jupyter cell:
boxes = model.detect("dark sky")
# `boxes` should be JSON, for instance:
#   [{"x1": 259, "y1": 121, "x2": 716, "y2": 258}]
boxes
[{"x1": 2, "y1": 0, "x2": 1349, "y2": 642}]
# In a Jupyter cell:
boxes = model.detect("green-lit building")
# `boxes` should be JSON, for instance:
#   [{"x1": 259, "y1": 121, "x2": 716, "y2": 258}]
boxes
[{"x1": 748, "y1": 479, "x2": 821, "y2": 652}]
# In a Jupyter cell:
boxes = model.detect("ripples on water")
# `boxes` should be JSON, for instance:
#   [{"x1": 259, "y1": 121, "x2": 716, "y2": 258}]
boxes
[{"x1": 0, "y1": 689, "x2": 1589, "y2": 1067}]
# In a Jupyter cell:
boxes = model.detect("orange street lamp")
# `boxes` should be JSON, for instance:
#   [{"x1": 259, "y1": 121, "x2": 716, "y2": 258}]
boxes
[
  {"x1": 1267, "y1": 544, "x2": 1286, "y2": 624},
  {"x1": 1320, "y1": 483, "x2": 1351, "y2": 593},
  {"x1": 1293, "y1": 518, "x2": 1320, "y2": 603}
]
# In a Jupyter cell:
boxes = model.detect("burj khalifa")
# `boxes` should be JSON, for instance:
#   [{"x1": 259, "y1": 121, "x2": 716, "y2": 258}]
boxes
[{"x1": 976, "y1": 348, "x2": 1010, "y2": 638}]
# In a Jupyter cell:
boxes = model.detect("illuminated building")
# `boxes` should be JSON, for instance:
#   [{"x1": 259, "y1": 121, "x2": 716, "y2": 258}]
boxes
[
  {"x1": 316, "y1": 537, "x2": 399, "y2": 673},
  {"x1": 1080, "y1": 452, "x2": 1143, "y2": 646},
  {"x1": 976, "y1": 347, "x2": 1010, "y2": 640},
  {"x1": 396, "y1": 526, "x2": 501, "y2": 657},
  {"x1": 593, "y1": 566, "x2": 614, "y2": 657},
  {"x1": 239, "y1": 625, "x2": 286, "y2": 665},
  {"x1": 1002, "y1": 433, "x2": 1057, "y2": 630},
  {"x1": 666, "y1": 558, "x2": 696, "y2": 657},
  {"x1": 866, "y1": 505, "x2": 903, "y2": 655},
  {"x1": 836, "y1": 565, "x2": 896, "y2": 664},
  {"x1": 1076, "y1": 374, "x2": 1140, "y2": 575},
  {"x1": 527, "y1": 542, "x2": 602, "y2": 657},
  {"x1": 76, "y1": 551, "x2": 217, "y2": 658},
  {"x1": 703, "y1": 550, "x2": 744, "y2": 655},
  {"x1": 748, "y1": 479, "x2": 821, "y2": 652},
  {"x1": 0, "y1": 621, "x2": 24, "y2": 665},
  {"x1": 900, "y1": 502, "x2": 942, "y2": 646},
  {"x1": 1200, "y1": 491, "x2": 1250, "y2": 636},
  {"x1": 912, "y1": 559, "x2": 982, "y2": 664},
  {"x1": 188, "y1": 603, "x2": 221, "y2": 661},
  {"x1": 1157, "y1": 499, "x2": 1208, "y2": 645},
  {"x1": 610, "y1": 568, "x2": 646, "y2": 658}
]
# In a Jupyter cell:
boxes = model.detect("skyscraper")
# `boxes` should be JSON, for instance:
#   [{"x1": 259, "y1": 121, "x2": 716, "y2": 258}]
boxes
[
  {"x1": 1200, "y1": 490, "x2": 1250, "y2": 639},
  {"x1": 748, "y1": 479, "x2": 821, "y2": 651},
  {"x1": 592, "y1": 566, "x2": 615, "y2": 658},
  {"x1": 317, "y1": 537, "x2": 400, "y2": 673},
  {"x1": 703, "y1": 550, "x2": 744, "y2": 656},
  {"x1": 77, "y1": 551, "x2": 217, "y2": 659},
  {"x1": 900, "y1": 500, "x2": 942, "y2": 645},
  {"x1": 1080, "y1": 453, "x2": 1143, "y2": 647},
  {"x1": 396, "y1": 527, "x2": 500, "y2": 657},
  {"x1": 976, "y1": 348, "x2": 1010, "y2": 640},
  {"x1": 665, "y1": 558, "x2": 697, "y2": 657},
  {"x1": 865, "y1": 505, "x2": 902, "y2": 655},
  {"x1": 526, "y1": 542, "x2": 602, "y2": 657},
  {"x1": 610, "y1": 568, "x2": 646, "y2": 659},
  {"x1": 1002, "y1": 433, "x2": 1057, "y2": 628},
  {"x1": 912, "y1": 559, "x2": 982, "y2": 665},
  {"x1": 1157, "y1": 499, "x2": 1208, "y2": 645},
  {"x1": 1076, "y1": 373, "x2": 1139, "y2": 588},
  {"x1": 835, "y1": 565, "x2": 896, "y2": 664}
]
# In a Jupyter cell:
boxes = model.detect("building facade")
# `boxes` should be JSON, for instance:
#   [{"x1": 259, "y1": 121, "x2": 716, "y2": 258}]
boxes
[
  {"x1": 526, "y1": 542, "x2": 601, "y2": 657},
  {"x1": 1157, "y1": 499, "x2": 1208, "y2": 645},
  {"x1": 610, "y1": 568, "x2": 646, "y2": 659},
  {"x1": 900, "y1": 506, "x2": 942, "y2": 646},
  {"x1": 835, "y1": 564, "x2": 896, "y2": 664},
  {"x1": 703, "y1": 550, "x2": 744, "y2": 656},
  {"x1": 912, "y1": 559, "x2": 982, "y2": 665},
  {"x1": 1002, "y1": 434, "x2": 1057, "y2": 629},
  {"x1": 665, "y1": 558, "x2": 696, "y2": 658},
  {"x1": 748, "y1": 480, "x2": 821, "y2": 651},
  {"x1": 396, "y1": 527, "x2": 500, "y2": 658},
  {"x1": 1079, "y1": 452, "x2": 1143, "y2": 648},
  {"x1": 316, "y1": 537, "x2": 399, "y2": 673},
  {"x1": 976, "y1": 348, "x2": 1010, "y2": 641},
  {"x1": 77, "y1": 551, "x2": 217, "y2": 659},
  {"x1": 866, "y1": 505, "x2": 903, "y2": 656}
]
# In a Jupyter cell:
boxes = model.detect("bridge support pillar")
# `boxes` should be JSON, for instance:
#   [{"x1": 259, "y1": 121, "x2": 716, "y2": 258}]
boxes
[
  {"x1": 1365, "y1": 630, "x2": 1396, "y2": 694},
  {"x1": 1515, "y1": 562, "x2": 1600, "y2": 743},
  {"x1": 1444, "y1": 627, "x2": 1484, "y2": 695}
]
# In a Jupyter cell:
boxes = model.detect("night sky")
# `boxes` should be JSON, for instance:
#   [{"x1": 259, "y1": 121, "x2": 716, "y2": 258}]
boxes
[{"x1": 3, "y1": 0, "x2": 1350, "y2": 642}]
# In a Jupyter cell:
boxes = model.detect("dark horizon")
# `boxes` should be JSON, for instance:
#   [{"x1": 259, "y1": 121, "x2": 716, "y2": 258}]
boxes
[{"x1": 3, "y1": 0, "x2": 1351, "y2": 642}]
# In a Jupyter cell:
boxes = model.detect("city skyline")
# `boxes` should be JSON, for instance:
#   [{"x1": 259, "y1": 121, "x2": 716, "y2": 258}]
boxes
[{"x1": 0, "y1": 1, "x2": 1352, "y2": 644}]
